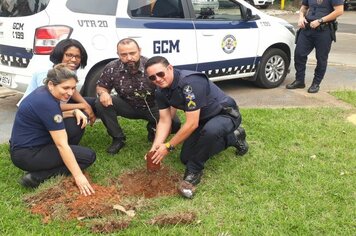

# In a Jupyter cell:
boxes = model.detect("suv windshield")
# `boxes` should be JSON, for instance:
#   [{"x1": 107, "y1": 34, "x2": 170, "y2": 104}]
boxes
[{"x1": 0, "y1": 0, "x2": 50, "y2": 17}]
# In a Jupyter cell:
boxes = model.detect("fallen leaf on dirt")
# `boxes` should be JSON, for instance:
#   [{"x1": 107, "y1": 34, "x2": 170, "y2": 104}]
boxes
[{"x1": 113, "y1": 204, "x2": 136, "y2": 217}]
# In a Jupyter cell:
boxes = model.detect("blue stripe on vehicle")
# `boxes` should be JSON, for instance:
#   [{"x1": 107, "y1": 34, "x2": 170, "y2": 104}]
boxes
[
  {"x1": 0, "y1": 44, "x2": 33, "y2": 58},
  {"x1": 116, "y1": 18, "x2": 194, "y2": 29},
  {"x1": 116, "y1": 18, "x2": 257, "y2": 30},
  {"x1": 175, "y1": 57, "x2": 261, "y2": 78}
]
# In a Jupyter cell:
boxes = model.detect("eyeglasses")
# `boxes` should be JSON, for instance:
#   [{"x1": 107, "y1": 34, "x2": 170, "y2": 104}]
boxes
[
  {"x1": 64, "y1": 53, "x2": 81, "y2": 60},
  {"x1": 148, "y1": 71, "x2": 165, "y2": 81}
]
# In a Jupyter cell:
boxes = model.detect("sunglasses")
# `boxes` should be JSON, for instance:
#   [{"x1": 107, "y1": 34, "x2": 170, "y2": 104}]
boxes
[{"x1": 148, "y1": 71, "x2": 165, "y2": 81}]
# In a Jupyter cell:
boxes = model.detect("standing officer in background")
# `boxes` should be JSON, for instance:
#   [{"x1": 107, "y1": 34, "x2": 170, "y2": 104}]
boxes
[
  {"x1": 95, "y1": 38, "x2": 180, "y2": 155},
  {"x1": 286, "y1": 0, "x2": 343, "y2": 93},
  {"x1": 144, "y1": 56, "x2": 248, "y2": 199}
]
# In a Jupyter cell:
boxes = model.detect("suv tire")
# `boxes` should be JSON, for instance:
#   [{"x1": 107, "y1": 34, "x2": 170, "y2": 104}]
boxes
[
  {"x1": 82, "y1": 64, "x2": 106, "y2": 97},
  {"x1": 255, "y1": 48, "x2": 289, "y2": 88}
]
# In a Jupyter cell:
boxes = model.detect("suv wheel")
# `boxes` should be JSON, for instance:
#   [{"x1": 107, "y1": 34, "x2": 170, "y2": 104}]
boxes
[
  {"x1": 82, "y1": 64, "x2": 106, "y2": 97},
  {"x1": 255, "y1": 48, "x2": 289, "y2": 88}
]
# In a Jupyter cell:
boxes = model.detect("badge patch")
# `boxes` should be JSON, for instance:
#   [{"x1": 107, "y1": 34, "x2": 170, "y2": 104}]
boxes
[
  {"x1": 183, "y1": 85, "x2": 193, "y2": 95},
  {"x1": 53, "y1": 114, "x2": 63, "y2": 123},
  {"x1": 221, "y1": 34, "x2": 237, "y2": 54},
  {"x1": 185, "y1": 94, "x2": 196, "y2": 109}
]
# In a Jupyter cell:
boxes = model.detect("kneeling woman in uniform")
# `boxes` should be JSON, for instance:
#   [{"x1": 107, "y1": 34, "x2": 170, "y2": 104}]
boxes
[{"x1": 10, "y1": 64, "x2": 96, "y2": 196}]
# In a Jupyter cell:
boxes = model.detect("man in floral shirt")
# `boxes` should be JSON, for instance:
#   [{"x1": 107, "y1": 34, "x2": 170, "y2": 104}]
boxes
[{"x1": 95, "y1": 38, "x2": 180, "y2": 154}]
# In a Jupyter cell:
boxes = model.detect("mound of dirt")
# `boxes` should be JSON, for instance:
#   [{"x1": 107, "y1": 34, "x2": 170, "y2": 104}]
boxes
[
  {"x1": 24, "y1": 177, "x2": 121, "y2": 223},
  {"x1": 119, "y1": 166, "x2": 181, "y2": 198},
  {"x1": 23, "y1": 166, "x2": 189, "y2": 233}
]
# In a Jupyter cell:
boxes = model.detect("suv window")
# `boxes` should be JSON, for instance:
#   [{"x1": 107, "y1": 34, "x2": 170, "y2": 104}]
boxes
[
  {"x1": 0, "y1": 0, "x2": 49, "y2": 17},
  {"x1": 129, "y1": 0, "x2": 184, "y2": 18},
  {"x1": 195, "y1": 0, "x2": 242, "y2": 21},
  {"x1": 66, "y1": 0, "x2": 118, "y2": 15}
]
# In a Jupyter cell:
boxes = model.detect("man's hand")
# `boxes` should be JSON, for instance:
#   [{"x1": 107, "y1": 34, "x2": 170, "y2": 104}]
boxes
[
  {"x1": 99, "y1": 91, "x2": 113, "y2": 107},
  {"x1": 298, "y1": 17, "x2": 308, "y2": 29},
  {"x1": 147, "y1": 144, "x2": 169, "y2": 164}
]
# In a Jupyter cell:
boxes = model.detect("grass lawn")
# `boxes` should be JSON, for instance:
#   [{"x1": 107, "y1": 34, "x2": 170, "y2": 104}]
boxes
[{"x1": 0, "y1": 92, "x2": 355, "y2": 235}]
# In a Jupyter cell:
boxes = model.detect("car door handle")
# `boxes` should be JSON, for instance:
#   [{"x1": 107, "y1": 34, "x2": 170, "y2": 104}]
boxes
[{"x1": 202, "y1": 33, "x2": 214, "y2": 36}]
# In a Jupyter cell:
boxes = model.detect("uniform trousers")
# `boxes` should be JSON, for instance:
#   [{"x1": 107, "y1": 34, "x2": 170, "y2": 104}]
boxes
[
  {"x1": 295, "y1": 27, "x2": 333, "y2": 85},
  {"x1": 180, "y1": 98, "x2": 241, "y2": 173},
  {"x1": 10, "y1": 144, "x2": 96, "y2": 182},
  {"x1": 95, "y1": 95, "x2": 180, "y2": 140}
]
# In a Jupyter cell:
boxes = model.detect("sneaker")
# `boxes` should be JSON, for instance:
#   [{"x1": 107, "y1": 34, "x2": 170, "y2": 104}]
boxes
[
  {"x1": 178, "y1": 180, "x2": 196, "y2": 199},
  {"x1": 19, "y1": 173, "x2": 41, "y2": 188},
  {"x1": 233, "y1": 127, "x2": 249, "y2": 156},
  {"x1": 183, "y1": 170, "x2": 203, "y2": 186},
  {"x1": 106, "y1": 138, "x2": 125, "y2": 154}
]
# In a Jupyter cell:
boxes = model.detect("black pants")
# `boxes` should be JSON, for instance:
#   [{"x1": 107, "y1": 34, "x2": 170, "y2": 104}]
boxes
[
  {"x1": 295, "y1": 27, "x2": 333, "y2": 85},
  {"x1": 180, "y1": 97, "x2": 241, "y2": 173},
  {"x1": 95, "y1": 96, "x2": 180, "y2": 140},
  {"x1": 65, "y1": 97, "x2": 96, "y2": 145},
  {"x1": 11, "y1": 144, "x2": 96, "y2": 183}
]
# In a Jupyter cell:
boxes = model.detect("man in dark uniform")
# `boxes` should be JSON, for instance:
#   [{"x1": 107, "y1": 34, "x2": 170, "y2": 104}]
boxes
[
  {"x1": 286, "y1": 0, "x2": 343, "y2": 93},
  {"x1": 95, "y1": 38, "x2": 180, "y2": 155},
  {"x1": 144, "y1": 56, "x2": 248, "y2": 198}
]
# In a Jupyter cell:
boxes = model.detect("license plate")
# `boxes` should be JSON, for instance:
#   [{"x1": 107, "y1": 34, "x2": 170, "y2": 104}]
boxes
[{"x1": 0, "y1": 72, "x2": 12, "y2": 87}]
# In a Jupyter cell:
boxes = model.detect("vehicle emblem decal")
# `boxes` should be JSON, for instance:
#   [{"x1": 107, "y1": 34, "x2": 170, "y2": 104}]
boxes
[{"x1": 221, "y1": 34, "x2": 237, "y2": 54}]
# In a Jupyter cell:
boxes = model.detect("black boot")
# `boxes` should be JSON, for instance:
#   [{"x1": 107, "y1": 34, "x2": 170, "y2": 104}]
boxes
[
  {"x1": 19, "y1": 173, "x2": 41, "y2": 188},
  {"x1": 106, "y1": 138, "x2": 125, "y2": 154},
  {"x1": 286, "y1": 80, "x2": 306, "y2": 89},
  {"x1": 308, "y1": 83, "x2": 320, "y2": 93},
  {"x1": 233, "y1": 127, "x2": 249, "y2": 156}
]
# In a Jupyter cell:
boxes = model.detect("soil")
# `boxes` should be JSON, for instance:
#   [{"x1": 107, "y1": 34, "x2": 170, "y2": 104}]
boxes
[{"x1": 23, "y1": 166, "x2": 194, "y2": 233}]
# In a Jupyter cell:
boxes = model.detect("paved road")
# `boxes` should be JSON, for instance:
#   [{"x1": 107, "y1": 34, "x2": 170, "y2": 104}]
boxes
[{"x1": 1, "y1": 10, "x2": 355, "y2": 144}]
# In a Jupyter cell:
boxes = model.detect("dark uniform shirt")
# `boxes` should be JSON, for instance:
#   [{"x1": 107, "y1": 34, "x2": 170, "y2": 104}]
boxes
[
  {"x1": 155, "y1": 69, "x2": 231, "y2": 121},
  {"x1": 96, "y1": 56, "x2": 156, "y2": 109},
  {"x1": 303, "y1": 0, "x2": 343, "y2": 20},
  {"x1": 10, "y1": 86, "x2": 64, "y2": 150}
]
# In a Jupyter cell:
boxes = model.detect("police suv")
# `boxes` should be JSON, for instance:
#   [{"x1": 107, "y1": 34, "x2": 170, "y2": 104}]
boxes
[{"x1": 0, "y1": 0, "x2": 295, "y2": 97}]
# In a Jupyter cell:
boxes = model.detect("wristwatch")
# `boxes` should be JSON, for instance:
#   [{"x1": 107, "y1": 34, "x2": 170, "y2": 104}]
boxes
[
  {"x1": 318, "y1": 18, "x2": 324, "y2": 24},
  {"x1": 165, "y1": 142, "x2": 175, "y2": 152}
]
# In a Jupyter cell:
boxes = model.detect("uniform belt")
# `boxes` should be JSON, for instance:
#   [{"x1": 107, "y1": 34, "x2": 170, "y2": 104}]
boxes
[{"x1": 304, "y1": 22, "x2": 330, "y2": 31}]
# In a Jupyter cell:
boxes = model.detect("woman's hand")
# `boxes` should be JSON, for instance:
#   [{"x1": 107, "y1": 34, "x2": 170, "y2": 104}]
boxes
[
  {"x1": 82, "y1": 104, "x2": 96, "y2": 126},
  {"x1": 74, "y1": 174, "x2": 95, "y2": 196},
  {"x1": 73, "y1": 109, "x2": 88, "y2": 129}
]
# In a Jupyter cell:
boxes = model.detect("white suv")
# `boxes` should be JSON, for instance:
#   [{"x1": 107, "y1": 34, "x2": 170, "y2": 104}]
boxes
[{"x1": 0, "y1": 0, "x2": 295, "y2": 96}]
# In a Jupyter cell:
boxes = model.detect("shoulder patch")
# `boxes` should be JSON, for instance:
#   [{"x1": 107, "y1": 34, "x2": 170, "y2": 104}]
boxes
[
  {"x1": 183, "y1": 85, "x2": 193, "y2": 95},
  {"x1": 53, "y1": 114, "x2": 63, "y2": 123}
]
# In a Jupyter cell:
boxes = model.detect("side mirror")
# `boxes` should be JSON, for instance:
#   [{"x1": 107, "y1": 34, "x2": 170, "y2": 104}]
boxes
[{"x1": 244, "y1": 7, "x2": 260, "y2": 21}]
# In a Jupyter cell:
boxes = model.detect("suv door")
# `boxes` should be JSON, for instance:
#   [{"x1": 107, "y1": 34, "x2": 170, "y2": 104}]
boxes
[
  {"x1": 116, "y1": 0, "x2": 198, "y2": 70},
  {"x1": 190, "y1": 0, "x2": 259, "y2": 81},
  {"x1": 0, "y1": 0, "x2": 52, "y2": 91}
]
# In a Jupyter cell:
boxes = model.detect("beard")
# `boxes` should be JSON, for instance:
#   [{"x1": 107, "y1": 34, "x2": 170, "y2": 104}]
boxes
[{"x1": 126, "y1": 60, "x2": 140, "y2": 74}]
